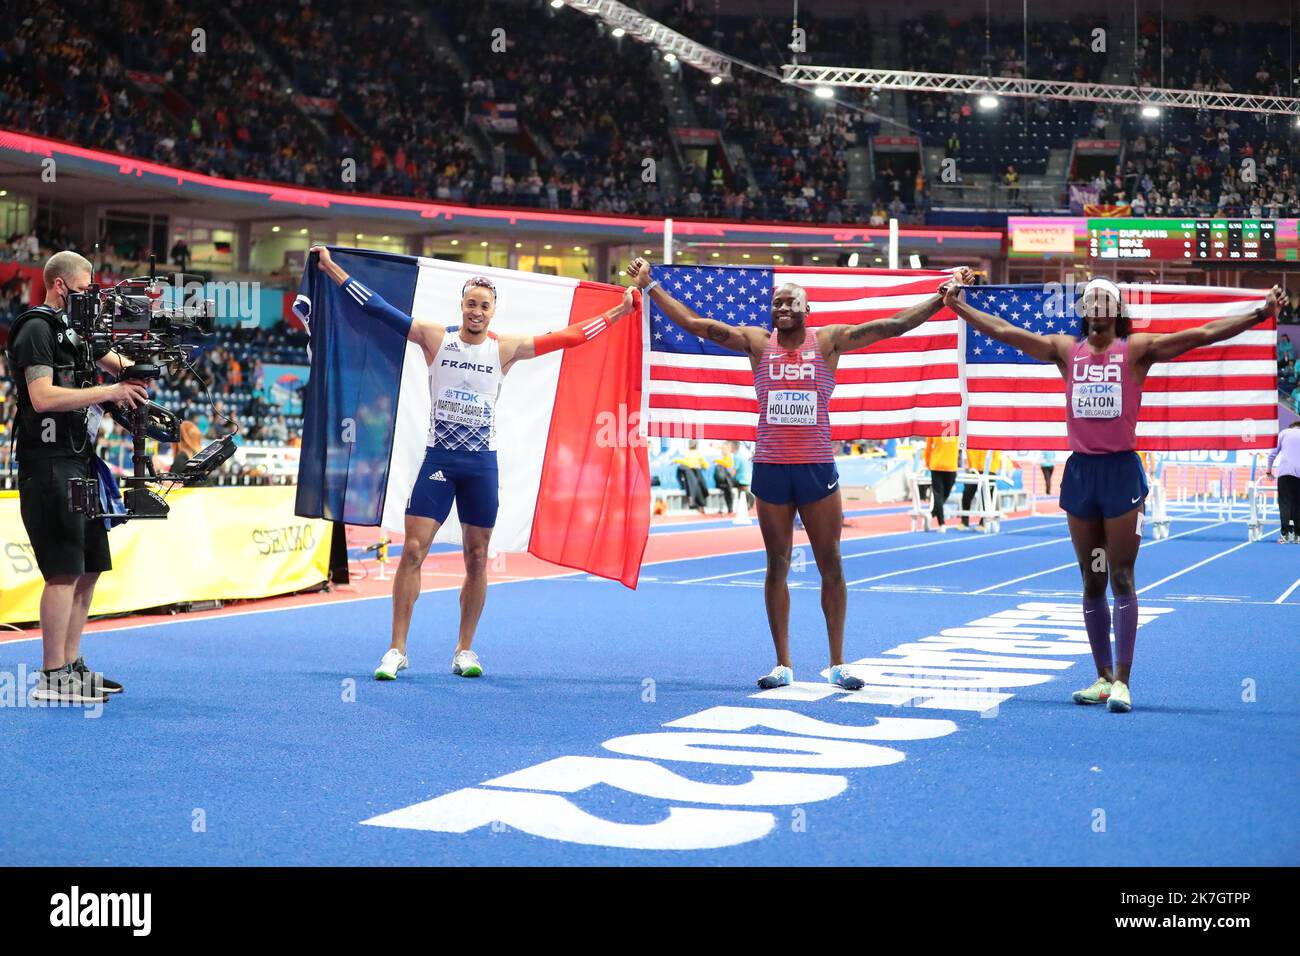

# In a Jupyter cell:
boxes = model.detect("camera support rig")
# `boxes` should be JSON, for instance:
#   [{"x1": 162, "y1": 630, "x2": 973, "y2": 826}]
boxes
[{"x1": 65, "y1": 255, "x2": 237, "y2": 521}]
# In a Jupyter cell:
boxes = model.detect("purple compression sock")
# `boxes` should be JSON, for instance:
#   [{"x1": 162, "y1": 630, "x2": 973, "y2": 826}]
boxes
[
  {"x1": 1113, "y1": 594, "x2": 1139, "y2": 667},
  {"x1": 1082, "y1": 596, "x2": 1113, "y2": 673}
]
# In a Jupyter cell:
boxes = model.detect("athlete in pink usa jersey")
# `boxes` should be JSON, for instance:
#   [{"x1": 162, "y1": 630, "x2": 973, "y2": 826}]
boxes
[
  {"x1": 629, "y1": 257, "x2": 956, "y2": 691},
  {"x1": 947, "y1": 272, "x2": 1284, "y2": 713}
]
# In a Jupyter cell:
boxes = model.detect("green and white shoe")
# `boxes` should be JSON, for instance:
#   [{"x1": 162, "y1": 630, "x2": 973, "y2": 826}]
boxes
[
  {"x1": 374, "y1": 648, "x2": 408, "y2": 681},
  {"x1": 452, "y1": 649, "x2": 483, "y2": 678},
  {"x1": 1071, "y1": 677, "x2": 1112, "y2": 705},
  {"x1": 1106, "y1": 680, "x2": 1132, "y2": 713}
]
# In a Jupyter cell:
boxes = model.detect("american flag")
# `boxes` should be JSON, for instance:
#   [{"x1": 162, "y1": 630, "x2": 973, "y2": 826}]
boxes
[
  {"x1": 963, "y1": 283, "x2": 1277, "y2": 451},
  {"x1": 644, "y1": 265, "x2": 958, "y2": 440}
]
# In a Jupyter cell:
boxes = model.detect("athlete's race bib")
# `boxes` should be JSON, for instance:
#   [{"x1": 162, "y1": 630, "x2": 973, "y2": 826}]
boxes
[
  {"x1": 434, "y1": 386, "x2": 494, "y2": 428},
  {"x1": 766, "y1": 388, "x2": 818, "y2": 425},
  {"x1": 1071, "y1": 381, "x2": 1122, "y2": 419}
]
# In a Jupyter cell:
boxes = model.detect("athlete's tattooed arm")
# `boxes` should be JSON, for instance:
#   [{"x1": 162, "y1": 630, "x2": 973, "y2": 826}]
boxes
[
  {"x1": 825, "y1": 269, "x2": 967, "y2": 354},
  {"x1": 626, "y1": 258, "x2": 766, "y2": 358}
]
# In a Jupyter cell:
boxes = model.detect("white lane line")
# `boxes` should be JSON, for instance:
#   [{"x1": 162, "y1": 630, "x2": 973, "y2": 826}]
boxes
[
  {"x1": 0, "y1": 513, "x2": 1060, "y2": 646},
  {"x1": 844, "y1": 535, "x2": 1073, "y2": 586},
  {"x1": 968, "y1": 520, "x2": 1230, "y2": 594},
  {"x1": 670, "y1": 522, "x2": 1066, "y2": 582},
  {"x1": 1137, "y1": 540, "x2": 1256, "y2": 596},
  {"x1": 1273, "y1": 575, "x2": 1300, "y2": 605}
]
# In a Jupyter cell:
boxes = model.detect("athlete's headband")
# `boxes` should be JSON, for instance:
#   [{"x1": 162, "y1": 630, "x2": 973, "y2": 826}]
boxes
[
  {"x1": 1080, "y1": 278, "x2": 1122, "y2": 303},
  {"x1": 462, "y1": 276, "x2": 498, "y2": 300}
]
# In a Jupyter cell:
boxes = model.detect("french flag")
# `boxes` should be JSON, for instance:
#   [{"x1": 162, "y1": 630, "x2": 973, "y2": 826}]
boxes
[{"x1": 293, "y1": 248, "x2": 650, "y2": 588}]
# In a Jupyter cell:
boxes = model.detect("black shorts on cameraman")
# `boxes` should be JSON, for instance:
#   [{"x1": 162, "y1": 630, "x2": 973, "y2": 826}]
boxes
[{"x1": 17, "y1": 455, "x2": 112, "y2": 581}]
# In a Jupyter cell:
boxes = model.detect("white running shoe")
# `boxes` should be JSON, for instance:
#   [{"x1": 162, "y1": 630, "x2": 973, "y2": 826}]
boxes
[
  {"x1": 756, "y1": 665, "x2": 793, "y2": 689},
  {"x1": 374, "y1": 648, "x2": 408, "y2": 681},
  {"x1": 452, "y1": 649, "x2": 483, "y2": 678}
]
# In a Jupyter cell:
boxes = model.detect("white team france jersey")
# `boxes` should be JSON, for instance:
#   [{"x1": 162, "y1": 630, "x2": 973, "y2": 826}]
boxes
[{"x1": 427, "y1": 328, "x2": 504, "y2": 452}]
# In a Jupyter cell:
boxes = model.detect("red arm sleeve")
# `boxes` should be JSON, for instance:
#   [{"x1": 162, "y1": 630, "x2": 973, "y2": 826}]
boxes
[{"x1": 533, "y1": 311, "x2": 613, "y2": 356}]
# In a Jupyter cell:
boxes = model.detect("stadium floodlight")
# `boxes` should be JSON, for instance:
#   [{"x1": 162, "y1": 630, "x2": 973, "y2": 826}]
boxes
[
  {"x1": 611, "y1": 27, "x2": 625, "y2": 37},
  {"x1": 781, "y1": 65, "x2": 1300, "y2": 117},
  {"x1": 560, "y1": 0, "x2": 733, "y2": 81},
  {"x1": 550, "y1": 0, "x2": 564, "y2": 8},
  {"x1": 814, "y1": 86, "x2": 834, "y2": 99},
  {"x1": 710, "y1": 75, "x2": 723, "y2": 85},
  {"x1": 978, "y1": 94, "x2": 999, "y2": 110},
  {"x1": 1141, "y1": 105, "x2": 1161, "y2": 118}
]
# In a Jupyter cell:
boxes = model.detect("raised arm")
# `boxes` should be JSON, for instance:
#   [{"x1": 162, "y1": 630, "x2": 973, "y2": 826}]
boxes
[
  {"x1": 310, "y1": 246, "x2": 445, "y2": 364},
  {"x1": 823, "y1": 270, "x2": 964, "y2": 355},
  {"x1": 1131, "y1": 284, "x2": 1282, "y2": 366},
  {"x1": 499, "y1": 286, "x2": 637, "y2": 370},
  {"x1": 945, "y1": 276, "x2": 1071, "y2": 365},
  {"x1": 626, "y1": 258, "x2": 767, "y2": 359}
]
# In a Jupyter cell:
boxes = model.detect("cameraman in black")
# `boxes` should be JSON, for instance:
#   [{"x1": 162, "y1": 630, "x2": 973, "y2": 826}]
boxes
[{"x1": 7, "y1": 251, "x2": 147, "y2": 703}]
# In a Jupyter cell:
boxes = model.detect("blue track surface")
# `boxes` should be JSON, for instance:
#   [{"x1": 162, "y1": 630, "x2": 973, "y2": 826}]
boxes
[{"x1": 2, "y1": 515, "x2": 1297, "y2": 865}]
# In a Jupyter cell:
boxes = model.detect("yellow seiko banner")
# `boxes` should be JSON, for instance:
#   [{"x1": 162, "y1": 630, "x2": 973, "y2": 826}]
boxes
[{"x1": 0, "y1": 486, "x2": 331, "y2": 625}]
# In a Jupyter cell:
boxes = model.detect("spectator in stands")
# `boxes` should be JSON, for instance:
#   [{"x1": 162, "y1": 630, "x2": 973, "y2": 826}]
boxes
[
  {"x1": 1004, "y1": 165, "x2": 1020, "y2": 204},
  {"x1": 1279, "y1": 333, "x2": 1294, "y2": 365},
  {"x1": 171, "y1": 420, "x2": 203, "y2": 474},
  {"x1": 1280, "y1": 359, "x2": 1297, "y2": 398},
  {"x1": 170, "y1": 238, "x2": 191, "y2": 271},
  {"x1": 923, "y1": 434, "x2": 958, "y2": 531}
]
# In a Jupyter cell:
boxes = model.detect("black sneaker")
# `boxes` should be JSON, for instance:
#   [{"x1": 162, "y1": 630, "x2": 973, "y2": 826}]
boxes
[
  {"x1": 31, "y1": 664, "x2": 108, "y2": 704},
  {"x1": 71, "y1": 656, "x2": 123, "y2": 695}
]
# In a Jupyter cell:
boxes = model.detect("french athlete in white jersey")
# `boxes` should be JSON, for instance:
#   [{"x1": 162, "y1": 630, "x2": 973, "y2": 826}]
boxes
[{"x1": 310, "y1": 246, "x2": 636, "y2": 681}]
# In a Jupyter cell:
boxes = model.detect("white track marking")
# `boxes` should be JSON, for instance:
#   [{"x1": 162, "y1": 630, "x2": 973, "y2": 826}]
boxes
[
  {"x1": 844, "y1": 535, "x2": 1073, "y2": 586},
  {"x1": 1137, "y1": 540, "x2": 1256, "y2": 596},
  {"x1": 1273, "y1": 575, "x2": 1300, "y2": 605},
  {"x1": 677, "y1": 521, "x2": 1064, "y2": 584},
  {"x1": 0, "y1": 513, "x2": 1059, "y2": 645},
  {"x1": 968, "y1": 520, "x2": 1229, "y2": 594}
]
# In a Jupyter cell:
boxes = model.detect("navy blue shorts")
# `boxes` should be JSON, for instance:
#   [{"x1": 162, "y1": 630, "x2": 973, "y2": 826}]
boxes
[
  {"x1": 1059, "y1": 451, "x2": 1149, "y2": 520},
  {"x1": 751, "y1": 461, "x2": 840, "y2": 506},
  {"x1": 407, "y1": 447, "x2": 499, "y2": 527}
]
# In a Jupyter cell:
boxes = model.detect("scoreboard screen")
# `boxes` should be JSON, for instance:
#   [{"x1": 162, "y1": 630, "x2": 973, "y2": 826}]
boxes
[{"x1": 1087, "y1": 218, "x2": 1298, "y2": 261}]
